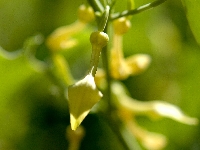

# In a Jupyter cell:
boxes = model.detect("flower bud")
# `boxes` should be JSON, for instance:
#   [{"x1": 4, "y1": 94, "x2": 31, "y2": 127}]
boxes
[
  {"x1": 78, "y1": 5, "x2": 95, "y2": 23},
  {"x1": 90, "y1": 31, "x2": 109, "y2": 49},
  {"x1": 113, "y1": 17, "x2": 131, "y2": 35},
  {"x1": 67, "y1": 73, "x2": 103, "y2": 130}
]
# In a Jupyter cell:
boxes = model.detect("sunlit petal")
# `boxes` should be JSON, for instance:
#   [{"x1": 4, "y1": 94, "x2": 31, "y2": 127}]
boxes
[{"x1": 67, "y1": 73, "x2": 102, "y2": 130}]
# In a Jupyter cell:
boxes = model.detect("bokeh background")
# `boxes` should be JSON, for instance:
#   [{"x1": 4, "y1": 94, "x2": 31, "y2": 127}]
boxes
[{"x1": 0, "y1": 0, "x2": 200, "y2": 149}]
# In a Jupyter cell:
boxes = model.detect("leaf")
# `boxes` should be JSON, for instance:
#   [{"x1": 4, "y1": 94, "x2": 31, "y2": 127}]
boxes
[{"x1": 182, "y1": 0, "x2": 200, "y2": 44}]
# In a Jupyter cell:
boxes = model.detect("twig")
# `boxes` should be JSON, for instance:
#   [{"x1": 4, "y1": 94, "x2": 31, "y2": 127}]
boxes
[{"x1": 110, "y1": 0, "x2": 168, "y2": 20}]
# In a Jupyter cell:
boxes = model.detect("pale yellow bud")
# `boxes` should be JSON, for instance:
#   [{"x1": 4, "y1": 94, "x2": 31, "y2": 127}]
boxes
[
  {"x1": 113, "y1": 17, "x2": 131, "y2": 35},
  {"x1": 67, "y1": 73, "x2": 103, "y2": 130},
  {"x1": 90, "y1": 31, "x2": 109, "y2": 49},
  {"x1": 78, "y1": 5, "x2": 95, "y2": 23}
]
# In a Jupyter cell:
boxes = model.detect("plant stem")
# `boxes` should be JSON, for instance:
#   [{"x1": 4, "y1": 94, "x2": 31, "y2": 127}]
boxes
[
  {"x1": 105, "y1": 116, "x2": 132, "y2": 150},
  {"x1": 110, "y1": 0, "x2": 168, "y2": 20},
  {"x1": 101, "y1": 6, "x2": 133, "y2": 150},
  {"x1": 101, "y1": 25, "x2": 112, "y2": 114},
  {"x1": 87, "y1": 0, "x2": 104, "y2": 12},
  {"x1": 98, "y1": 5, "x2": 110, "y2": 31}
]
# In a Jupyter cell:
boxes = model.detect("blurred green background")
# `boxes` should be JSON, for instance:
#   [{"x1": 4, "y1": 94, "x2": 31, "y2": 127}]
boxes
[{"x1": 0, "y1": 0, "x2": 200, "y2": 149}]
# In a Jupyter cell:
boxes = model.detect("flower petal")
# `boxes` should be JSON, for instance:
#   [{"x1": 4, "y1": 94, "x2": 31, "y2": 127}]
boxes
[
  {"x1": 112, "y1": 82, "x2": 198, "y2": 125},
  {"x1": 125, "y1": 54, "x2": 151, "y2": 75},
  {"x1": 152, "y1": 101, "x2": 198, "y2": 125},
  {"x1": 126, "y1": 120, "x2": 167, "y2": 150},
  {"x1": 67, "y1": 74, "x2": 102, "y2": 130}
]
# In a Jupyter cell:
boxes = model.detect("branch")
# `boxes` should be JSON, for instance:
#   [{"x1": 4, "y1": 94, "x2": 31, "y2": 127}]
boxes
[
  {"x1": 110, "y1": 0, "x2": 168, "y2": 20},
  {"x1": 87, "y1": 0, "x2": 104, "y2": 13}
]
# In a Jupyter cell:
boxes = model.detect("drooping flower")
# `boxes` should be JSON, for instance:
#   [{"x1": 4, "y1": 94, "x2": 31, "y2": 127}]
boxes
[
  {"x1": 46, "y1": 4, "x2": 95, "y2": 51},
  {"x1": 125, "y1": 117, "x2": 167, "y2": 150},
  {"x1": 110, "y1": 17, "x2": 151, "y2": 79},
  {"x1": 67, "y1": 72, "x2": 103, "y2": 130},
  {"x1": 67, "y1": 31, "x2": 109, "y2": 130},
  {"x1": 111, "y1": 81, "x2": 198, "y2": 149}
]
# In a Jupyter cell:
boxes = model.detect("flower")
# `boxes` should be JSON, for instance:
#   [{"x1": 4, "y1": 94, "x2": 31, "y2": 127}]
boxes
[
  {"x1": 111, "y1": 81, "x2": 198, "y2": 149},
  {"x1": 67, "y1": 73, "x2": 102, "y2": 130},
  {"x1": 110, "y1": 17, "x2": 151, "y2": 79},
  {"x1": 46, "y1": 5, "x2": 95, "y2": 51},
  {"x1": 67, "y1": 31, "x2": 108, "y2": 130},
  {"x1": 126, "y1": 117, "x2": 167, "y2": 150}
]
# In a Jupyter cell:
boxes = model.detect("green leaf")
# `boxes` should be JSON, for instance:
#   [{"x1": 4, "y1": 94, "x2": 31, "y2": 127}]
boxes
[{"x1": 182, "y1": 0, "x2": 200, "y2": 44}]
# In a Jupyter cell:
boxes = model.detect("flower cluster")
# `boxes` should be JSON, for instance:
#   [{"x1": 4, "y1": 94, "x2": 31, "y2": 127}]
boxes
[
  {"x1": 111, "y1": 81, "x2": 198, "y2": 149},
  {"x1": 46, "y1": 3, "x2": 198, "y2": 150}
]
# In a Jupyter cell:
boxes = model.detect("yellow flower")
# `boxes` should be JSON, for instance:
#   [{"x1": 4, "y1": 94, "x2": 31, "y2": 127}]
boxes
[
  {"x1": 126, "y1": 118, "x2": 167, "y2": 150},
  {"x1": 67, "y1": 72, "x2": 102, "y2": 130},
  {"x1": 110, "y1": 17, "x2": 151, "y2": 79},
  {"x1": 67, "y1": 31, "x2": 108, "y2": 131},
  {"x1": 46, "y1": 5, "x2": 95, "y2": 51},
  {"x1": 113, "y1": 17, "x2": 131, "y2": 35},
  {"x1": 111, "y1": 82, "x2": 198, "y2": 149},
  {"x1": 112, "y1": 82, "x2": 198, "y2": 125}
]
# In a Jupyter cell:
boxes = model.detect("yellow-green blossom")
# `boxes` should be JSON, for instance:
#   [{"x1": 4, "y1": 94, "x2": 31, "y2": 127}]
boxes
[
  {"x1": 67, "y1": 72, "x2": 102, "y2": 130},
  {"x1": 67, "y1": 31, "x2": 109, "y2": 130},
  {"x1": 46, "y1": 5, "x2": 95, "y2": 51},
  {"x1": 110, "y1": 17, "x2": 151, "y2": 79},
  {"x1": 111, "y1": 82, "x2": 198, "y2": 149}
]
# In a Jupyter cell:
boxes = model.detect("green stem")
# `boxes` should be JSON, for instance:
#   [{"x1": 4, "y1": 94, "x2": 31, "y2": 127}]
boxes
[
  {"x1": 110, "y1": 0, "x2": 168, "y2": 20},
  {"x1": 87, "y1": 0, "x2": 104, "y2": 12},
  {"x1": 103, "y1": 0, "x2": 112, "y2": 6},
  {"x1": 105, "y1": 116, "x2": 132, "y2": 150},
  {"x1": 127, "y1": 0, "x2": 135, "y2": 10},
  {"x1": 101, "y1": 24, "x2": 112, "y2": 115},
  {"x1": 90, "y1": 45, "x2": 101, "y2": 77},
  {"x1": 98, "y1": 5, "x2": 110, "y2": 32}
]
